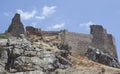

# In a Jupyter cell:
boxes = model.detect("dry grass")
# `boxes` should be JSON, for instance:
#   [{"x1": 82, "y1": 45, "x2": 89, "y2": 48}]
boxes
[{"x1": 69, "y1": 54, "x2": 120, "y2": 74}]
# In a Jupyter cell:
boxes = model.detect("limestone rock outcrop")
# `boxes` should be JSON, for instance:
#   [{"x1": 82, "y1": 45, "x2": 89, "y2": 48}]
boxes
[
  {"x1": 0, "y1": 34, "x2": 71, "y2": 74},
  {"x1": 5, "y1": 13, "x2": 25, "y2": 37}
]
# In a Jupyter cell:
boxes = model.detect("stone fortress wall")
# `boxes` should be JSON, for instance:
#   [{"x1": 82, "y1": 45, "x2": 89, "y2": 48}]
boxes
[
  {"x1": 58, "y1": 30, "x2": 92, "y2": 56},
  {"x1": 58, "y1": 25, "x2": 117, "y2": 58},
  {"x1": 6, "y1": 13, "x2": 118, "y2": 58},
  {"x1": 26, "y1": 25, "x2": 118, "y2": 58}
]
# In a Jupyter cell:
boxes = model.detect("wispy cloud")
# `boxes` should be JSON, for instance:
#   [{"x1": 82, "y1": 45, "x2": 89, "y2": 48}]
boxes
[
  {"x1": 16, "y1": 9, "x2": 37, "y2": 20},
  {"x1": 35, "y1": 16, "x2": 45, "y2": 20},
  {"x1": 79, "y1": 21, "x2": 94, "y2": 29},
  {"x1": 46, "y1": 23, "x2": 65, "y2": 30},
  {"x1": 35, "y1": 6, "x2": 56, "y2": 20},
  {"x1": 4, "y1": 6, "x2": 56, "y2": 21}
]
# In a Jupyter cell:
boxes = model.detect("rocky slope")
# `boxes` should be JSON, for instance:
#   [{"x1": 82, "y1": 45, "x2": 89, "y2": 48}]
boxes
[
  {"x1": 0, "y1": 34, "x2": 120, "y2": 74},
  {"x1": 58, "y1": 54, "x2": 120, "y2": 74},
  {"x1": 0, "y1": 34, "x2": 72, "y2": 74}
]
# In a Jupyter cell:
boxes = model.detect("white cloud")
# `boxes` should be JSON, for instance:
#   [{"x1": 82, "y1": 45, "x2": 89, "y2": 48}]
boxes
[
  {"x1": 46, "y1": 23, "x2": 65, "y2": 30},
  {"x1": 80, "y1": 21, "x2": 94, "y2": 29},
  {"x1": 16, "y1": 9, "x2": 37, "y2": 20},
  {"x1": 52, "y1": 23, "x2": 65, "y2": 29},
  {"x1": 35, "y1": 6, "x2": 56, "y2": 20},
  {"x1": 42, "y1": 6, "x2": 56, "y2": 16}
]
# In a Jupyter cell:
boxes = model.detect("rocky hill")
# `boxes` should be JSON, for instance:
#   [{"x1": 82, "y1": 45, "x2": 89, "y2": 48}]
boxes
[{"x1": 0, "y1": 13, "x2": 120, "y2": 74}]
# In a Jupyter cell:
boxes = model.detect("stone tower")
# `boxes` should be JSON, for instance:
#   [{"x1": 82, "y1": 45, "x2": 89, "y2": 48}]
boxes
[
  {"x1": 5, "y1": 13, "x2": 25, "y2": 37},
  {"x1": 90, "y1": 25, "x2": 108, "y2": 51},
  {"x1": 90, "y1": 25, "x2": 117, "y2": 58}
]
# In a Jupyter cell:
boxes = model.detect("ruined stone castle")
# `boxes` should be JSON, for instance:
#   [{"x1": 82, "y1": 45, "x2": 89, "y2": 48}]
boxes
[
  {"x1": 6, "y1": 13, "x2": 117, "y2": 58},
  {"x1": 58, "y1": 26, "x2": 117, "y2": 58}
]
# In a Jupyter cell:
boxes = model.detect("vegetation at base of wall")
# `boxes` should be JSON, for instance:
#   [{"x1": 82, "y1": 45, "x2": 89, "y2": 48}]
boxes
[
  {"x1": 1, "y1": 72, "x2": 10, "y2": 74},
  {"x1": 0, "y1": 34, "x2": 9, "y2": 39}
]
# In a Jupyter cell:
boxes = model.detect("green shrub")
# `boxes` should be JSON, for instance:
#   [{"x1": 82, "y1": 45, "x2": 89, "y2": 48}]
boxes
[
  {"x1": 1, "y1": 72, "x2": 8, "y2": 74},
  {"x1": 0, "y1": 34, "x2": 8, "y2": 39}
]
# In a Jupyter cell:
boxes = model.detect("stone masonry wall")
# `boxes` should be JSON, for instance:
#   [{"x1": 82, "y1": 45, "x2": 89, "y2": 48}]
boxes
[
  {"x1": 58, "y1": 25, "x2": 117, "y2": 58},
  {"x1": 58, "y1": 30, "x2": 92, "y2": 56},
  {"x1": 26, "y1": 26, "x2": 42, "y2": 36},
  {"x1": 107, "y1": 34, "x2": 117, "y2": 58}
]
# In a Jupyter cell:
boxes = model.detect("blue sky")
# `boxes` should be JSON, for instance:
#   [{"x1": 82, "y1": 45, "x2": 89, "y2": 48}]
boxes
[{"x1": 0, "y1": 0, "x2": 120, "y2": 59}]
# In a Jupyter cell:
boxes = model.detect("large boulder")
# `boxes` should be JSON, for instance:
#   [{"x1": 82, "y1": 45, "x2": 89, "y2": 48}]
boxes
[
  {"x1": 5, "y1": 13, "x2": 25, "y2": 37},
  {"x1": 85, "y1": 47, "x2": 120, "y2": 68}
]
